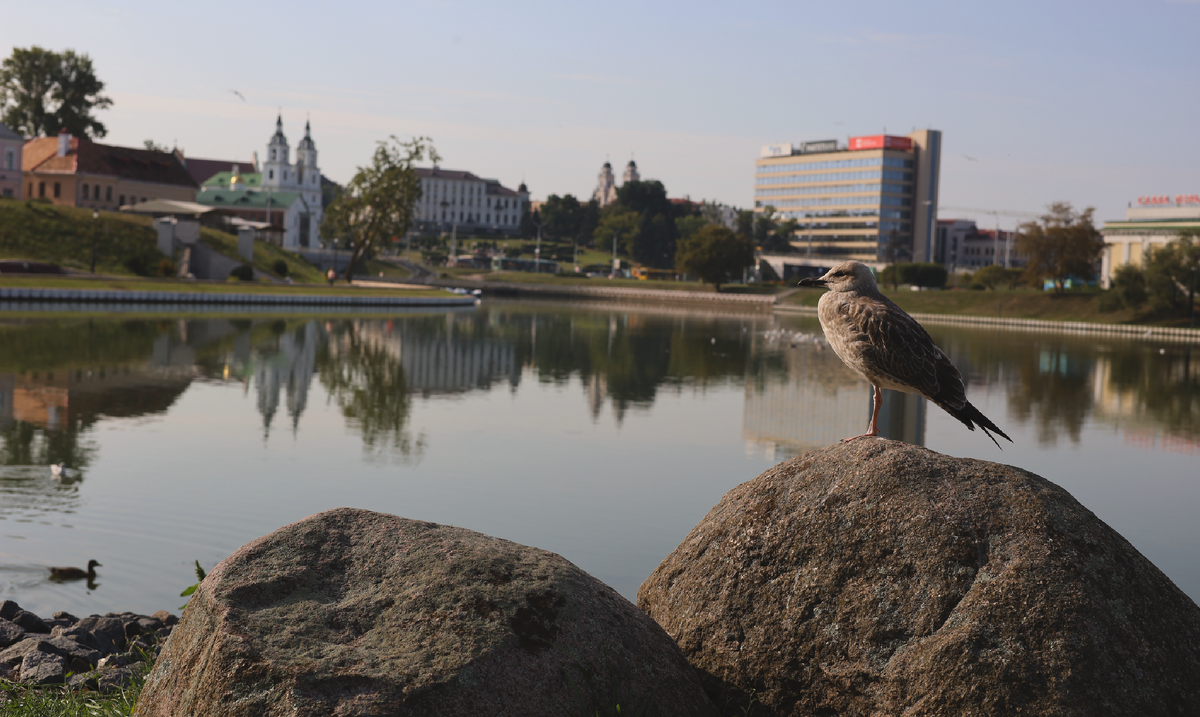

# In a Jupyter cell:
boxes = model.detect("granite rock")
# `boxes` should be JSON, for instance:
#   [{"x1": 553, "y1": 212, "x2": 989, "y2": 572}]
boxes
[
  {"x1": 135, "y1": 507, "x2": 717, "y2": 717},
  {"x1": 638, "y1": 440, "x2": 1200, "y2": 716}
]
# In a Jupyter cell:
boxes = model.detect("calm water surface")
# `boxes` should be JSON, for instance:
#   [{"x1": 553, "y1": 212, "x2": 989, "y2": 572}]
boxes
[{"x1": 1, "y1": 301, "x2": 1197, "y2": 617}]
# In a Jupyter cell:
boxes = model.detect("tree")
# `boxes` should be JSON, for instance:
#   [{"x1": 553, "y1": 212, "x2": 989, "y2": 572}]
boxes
[
  {"x1": 322, "y1": 135, "x2": 439, "y2": 281},
  {"x1": 1016, "y1": 202, "x2": 1104, "y2": 293},
  {"x1": 1142, "y1": 231, "x2": 1200, "y2": 316},
  {"x1": 612, "y1": 179, "x2": 678, "y2": 269},
  {"x1": 593, "y1": 209, "x2": 640, "y2": 257},
  {"x1": 143, "y1": 139, "x2": 169, "y2": 152},
  {"x1": 676, "y1": 224, "x2": 754, "y2": 292},
  {"x1": 0, "y1": 47, "x2": 112, "y2": 138}
]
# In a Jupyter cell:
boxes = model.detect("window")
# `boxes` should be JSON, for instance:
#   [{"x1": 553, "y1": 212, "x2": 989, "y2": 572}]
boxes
[
  {"x1": 106, "y1": 186, "x2": 112, "y2": 201},
  {"x1": 82, "y1": 185, "x2": 89, "y2": 199},
  {"x1": 54, "y1": 182, "x2": 61, "y2": 198},
  {"x1": 271, "y1": 150, "x2": 276, "y2": 160},
  {"x1": 3, "y1": 189, "x2": 11, "y2": 197},
  {"x1": 269, "y1": 170, "x2": 274, "y2": 179},
  {"x1": 3, "y1": 150, "x2": 12, "y2": 170},
  {"x1": 119, "y1": 195, "x2": 125, "y2": 205},
  {"x1": 95, "y1": 184, "x2": 100, "y2": 199}
]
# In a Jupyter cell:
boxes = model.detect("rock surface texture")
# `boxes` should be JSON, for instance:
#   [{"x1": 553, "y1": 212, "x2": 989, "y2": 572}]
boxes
[
  {"x1": 638, "y1": 440, "x2": 1200, "y2": 717},
  {"x1": 135, "y1": 507, "x2": 716, "y2": 717}
]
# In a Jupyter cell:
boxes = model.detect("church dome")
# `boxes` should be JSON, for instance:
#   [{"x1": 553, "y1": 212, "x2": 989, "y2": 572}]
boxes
[
  {"x1": 269, "y1": 114, "x2": 287, "y2": 146},
  {"x1": 602, "y1": 161, "x2": 612, "y2": 169},
  {"x1": 518, "y1": 182, "x2": 527, "y2": 193},
  {"x1": 297, "y1": 120, "x2": 316, "y2": 151}
]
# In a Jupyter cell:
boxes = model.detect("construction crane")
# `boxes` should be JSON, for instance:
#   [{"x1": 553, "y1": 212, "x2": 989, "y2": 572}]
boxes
[{"x1": 939, "y1": 206, "x2": 1042, "y2": 268}]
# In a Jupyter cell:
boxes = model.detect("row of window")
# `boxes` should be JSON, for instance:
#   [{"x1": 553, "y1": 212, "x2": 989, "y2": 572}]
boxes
[
  {"x1": 757, "y1": 156, "x2": 914, "y2": 173},
  {"x1": 756, "y1": 170, "x2": 914, "y2": 186},
  {"x1": 758, "y1": 194, "x2": 920, "y2": 209},
  {"x1": 767, "y1": 207, "x2": 913, "y2": 220},
  {"x1": 420, "y1": 210, "x2": 517, "y2": 225},
  {"x1": 756, "y1": 181, "x2": 912, "y2": 198}
]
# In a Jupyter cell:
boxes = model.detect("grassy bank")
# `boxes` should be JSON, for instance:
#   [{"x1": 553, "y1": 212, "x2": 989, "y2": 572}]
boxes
[
  {"x1": 0, "y1": 199, "x2": 323, "y2": 283},
  {"x1": 0, "y1": 274, "x2": 451, "y2": 298},
  {"x1": 780, "y1": 285, "x2": 1199, "y2": 327}
]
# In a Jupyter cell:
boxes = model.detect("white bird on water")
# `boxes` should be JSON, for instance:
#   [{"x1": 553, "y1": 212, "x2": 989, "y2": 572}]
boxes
[
  {"x1": 799, "y1": 261, "x2": 1012, "y2": 448},
  {"x1": 50, "y1": 463, "x2": 65, "y2": 479}
]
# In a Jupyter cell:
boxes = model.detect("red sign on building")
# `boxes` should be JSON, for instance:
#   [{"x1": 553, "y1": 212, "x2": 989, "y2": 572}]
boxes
[{"x1": 848, "y1": 135, "x2": 913, "y2": 151}]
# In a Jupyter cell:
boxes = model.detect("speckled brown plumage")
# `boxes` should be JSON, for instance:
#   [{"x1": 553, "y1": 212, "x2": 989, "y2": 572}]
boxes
[{"x1": 800, "y1": 261, "x2": 1011, "y2": 447}]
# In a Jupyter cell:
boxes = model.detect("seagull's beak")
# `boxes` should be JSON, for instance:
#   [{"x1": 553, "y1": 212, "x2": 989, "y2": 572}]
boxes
[{"x1": 798, "y1": 277, "x2": 826, "y2": 287}]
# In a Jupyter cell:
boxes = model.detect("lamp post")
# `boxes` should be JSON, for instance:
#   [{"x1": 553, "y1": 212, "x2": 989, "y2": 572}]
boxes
[
  {"x1": 90, "y1": 209, "x2": 99, "y2": 273},
  {"x1": 531, "y1": 213, "x2": 542, "y2": 273}
]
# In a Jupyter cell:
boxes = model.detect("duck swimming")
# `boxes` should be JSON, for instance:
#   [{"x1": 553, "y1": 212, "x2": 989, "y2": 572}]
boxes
[{"x1": 49, "y1": 560, "x2": 101, "y2": 581}]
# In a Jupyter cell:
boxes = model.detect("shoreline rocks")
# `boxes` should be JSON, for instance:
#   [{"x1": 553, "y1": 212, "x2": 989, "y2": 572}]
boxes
[
  {"x1": 0, "y1": 600, "x2": 176, "y2": 693},
  {"x1": 639, "y1": 439, "x2": 1200, "y2": 716}
]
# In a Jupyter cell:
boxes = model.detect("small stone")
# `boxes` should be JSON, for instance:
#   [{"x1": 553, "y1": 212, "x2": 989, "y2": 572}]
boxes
[
  {"x1": 97, "y1": 653, "x2": 129, "y2": 669},
  {"x1": 68, "y1": 672, "x2": 99, "y2": 689},
  {"x1": 52, "y1": 611, "x2": 79, "y2": 624},
  {"x1": 0, "y1": 600, "x2": 19, "y2": 621},
  {"x1": 20, "y1": 650, "x2": 65, "y2": 685},
  {"x1": 10, "y1": 610, "x2": 49, "y2": 634},
  {"x1": 156, "y1": 626, "x2": 172, "y2": 639},
  {"x1": 0, "y1": 619, "x2": 25, "y2": 648},
  {"x1": 151, "y1": 610, "x2": 178, "y2": 627},
  {"x1": 0, "y1": 638, "x2": 47, "y2": 667},
  {"x1": 75, "y1": 615, "x2": 126, "y2": 652},
  {"x1": 94, "y1": 666, "x2": 136, "y2": 693}
]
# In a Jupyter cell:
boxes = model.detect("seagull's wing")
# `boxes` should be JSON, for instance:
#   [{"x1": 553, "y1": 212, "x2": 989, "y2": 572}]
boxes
[{"x1": 851, "y1": 295, "x2": 968, "y2": 409}]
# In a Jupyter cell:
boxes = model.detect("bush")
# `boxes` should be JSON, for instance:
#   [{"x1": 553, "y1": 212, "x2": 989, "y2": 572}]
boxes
[
  {"x1": 272, "y1": 259, "x2": 289, "y2": 277},
  {"x1": 156, "y1": 258, "x2": 177, "y2": 277},
  {"x1": 972, "y1": 264, "x2": 1024, "y2": 290},
  {"x1": 230, "y1": 265, "x2": 255, "y2": 281},
  {"x1": 880, "y1": 262, "x2": 948, "y2": 288}
]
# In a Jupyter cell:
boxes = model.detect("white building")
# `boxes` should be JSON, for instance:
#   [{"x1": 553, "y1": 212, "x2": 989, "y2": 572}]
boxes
[
  {"x1": 592, "y1": 159, "x2": 639, "y2": 208},
  {"x1": 936, "y1": 219, "x2": 1024, "y2": 271},
  {"x1": 194, "y1": 115, "x2": 324, "y2": 249},
  {"x1": 413, "y1": 167, "x2": 527, "y2": 236},
  {"x1": 1101, "y1": 197, "x2": 1200, "y2": 288}
]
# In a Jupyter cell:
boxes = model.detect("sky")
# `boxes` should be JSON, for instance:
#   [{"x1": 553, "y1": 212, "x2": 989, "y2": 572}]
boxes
[{"x1": 3, "y1": 0, "x2": 1198, "y2": 229}]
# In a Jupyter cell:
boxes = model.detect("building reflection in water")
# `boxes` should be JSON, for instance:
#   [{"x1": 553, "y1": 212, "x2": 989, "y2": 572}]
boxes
[{"x1": 742, "y1": 330, "x2": 926, "y2": 461}]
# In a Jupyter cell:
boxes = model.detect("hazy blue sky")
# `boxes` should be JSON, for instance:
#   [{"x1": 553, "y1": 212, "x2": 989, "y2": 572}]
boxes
[{"x1": 4, "y1": 1, "x2": 1198, "y2": 228}]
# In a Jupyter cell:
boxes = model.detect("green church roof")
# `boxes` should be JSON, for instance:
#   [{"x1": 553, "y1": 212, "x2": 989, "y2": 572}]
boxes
[
  {"x1": 195, "y1": 187, "x2": 304, "y2": 209},
  {"x1": 203, "y1": 171, "x2": 263, "y2": 188}
]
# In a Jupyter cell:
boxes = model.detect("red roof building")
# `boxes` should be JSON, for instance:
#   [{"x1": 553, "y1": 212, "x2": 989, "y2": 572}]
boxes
[{"x1": 23, "y1": 132, "x2": 198, "y2": 211}]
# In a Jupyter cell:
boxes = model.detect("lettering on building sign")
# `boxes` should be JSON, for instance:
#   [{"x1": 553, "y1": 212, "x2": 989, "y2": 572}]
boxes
[
  {"x1": 1138, "y1": 194, "x2": 1200, "y2": 206},
  {"x1": 800, "y1": 140, "x2": 839, "y2": 153}
]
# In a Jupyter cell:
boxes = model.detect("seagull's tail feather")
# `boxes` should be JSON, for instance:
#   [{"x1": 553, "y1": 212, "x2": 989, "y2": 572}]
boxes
[{"x1": 943, "y1": 400, "x2": 1012, "y2": 449}]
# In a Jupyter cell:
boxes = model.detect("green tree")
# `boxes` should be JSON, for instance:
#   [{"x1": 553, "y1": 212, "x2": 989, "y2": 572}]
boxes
[
  {"x1": 676, "y1": 224, "x2": 754, "y2": 292},
  {"x1": 0, "y1": 46, "x2": 112, "y2": 138},
  {"x1": 593, "y1": 209, "x2": 640, "y2": 257},
  {"x1": 541, "y1": 194, "x2": 582, "y2": 240},
  {"x1": 322, "y1": 135, "x2": 438, "y2": 280},
  {"x1": 613, "y1": 179, "x2": 678, "y2": 269},
  {"x1": 675, "y1": 215, "x2": 706, "y2": 243},
  {"x1": 1143, "y1": 231, "x2": 1200, "y2": 316},
  {"x1": 143, "y1": 139, "x2": 169, "y2": 152},
  {"x1": 1016, "y1": 202, "x2": 1104, "y2": 293}
]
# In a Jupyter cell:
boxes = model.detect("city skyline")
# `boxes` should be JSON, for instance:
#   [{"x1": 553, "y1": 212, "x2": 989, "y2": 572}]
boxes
[{"x1": 3, "y1": 0, "x2": 1197, "y2": 229}]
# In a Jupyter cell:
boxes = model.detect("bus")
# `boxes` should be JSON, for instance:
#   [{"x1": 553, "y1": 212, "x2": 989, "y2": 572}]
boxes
[{"x1": 631, "y1": 266, "x2": 675, "y2": 281}]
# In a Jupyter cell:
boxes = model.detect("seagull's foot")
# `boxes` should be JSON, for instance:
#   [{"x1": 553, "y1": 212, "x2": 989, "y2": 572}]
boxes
[{"x1": 840, "y1": 432, "x2": 880, "y2": 443}]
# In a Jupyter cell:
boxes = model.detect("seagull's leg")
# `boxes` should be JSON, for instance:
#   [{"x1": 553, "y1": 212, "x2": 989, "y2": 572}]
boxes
[{"x1": 842, "y1": 385, "x2": 883, "y2": 442}]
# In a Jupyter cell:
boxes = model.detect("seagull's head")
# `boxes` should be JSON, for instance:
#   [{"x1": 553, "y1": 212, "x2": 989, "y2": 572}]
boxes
[{"x1": 798, "y1": 261, "x2": 878, "y2": 293}]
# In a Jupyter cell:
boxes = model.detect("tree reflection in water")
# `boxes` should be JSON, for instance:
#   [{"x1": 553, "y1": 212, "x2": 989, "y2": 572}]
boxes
[{"x1": 317, "y1": 322, "x2": 426, "y2": 464}]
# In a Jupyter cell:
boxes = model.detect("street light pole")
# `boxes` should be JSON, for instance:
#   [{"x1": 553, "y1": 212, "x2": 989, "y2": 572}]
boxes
[{"x1": 90, "y1": 209, "x2": 99, "y2": 273}]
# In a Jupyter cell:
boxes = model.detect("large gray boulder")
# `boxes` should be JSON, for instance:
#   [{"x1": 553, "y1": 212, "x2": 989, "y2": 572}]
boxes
[
  {"x1": 135, "y1": 507, "x2": 716, "y2": 716},
  {"x1": 639, "y1": 440, "x2": 1200, "y2": 716}
]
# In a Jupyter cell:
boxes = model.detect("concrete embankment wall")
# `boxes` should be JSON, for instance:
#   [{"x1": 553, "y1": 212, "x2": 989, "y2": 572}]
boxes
[
  {"x1": 775, "y1": 303, "x2": 1200, "y2": 342},
  {"x1": 442, "y1": 279, "x2": 777, "y2": 308},
  {"x1": 0, "y1": 287, "x2": 477, "y2": 312}
]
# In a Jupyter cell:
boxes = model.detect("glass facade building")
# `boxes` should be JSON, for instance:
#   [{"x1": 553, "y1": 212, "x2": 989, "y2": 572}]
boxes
[{"x1": 754, "y1": 130, "x2": 941, "y2": 272}]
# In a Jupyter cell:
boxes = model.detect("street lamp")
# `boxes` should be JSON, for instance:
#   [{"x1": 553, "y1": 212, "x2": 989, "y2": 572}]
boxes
[
  {"x1": 530, "y1": 212, "x2": 542, "y2": 273},
  {"x1": 90, "y1": 209, "x2": 99, "y2": 273}
]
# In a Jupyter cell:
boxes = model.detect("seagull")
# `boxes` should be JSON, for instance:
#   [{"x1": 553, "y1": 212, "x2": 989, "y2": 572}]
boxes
[
  {"x1": 963, "y1": 155, "x2": 978, "y2": 162},
  {"x1": 799, "y1": 261, "x2": 1012, "y2": 447},
  {"x1": 229, "y1": 89, "x2": 246, "y2": 102},
  {"x1": 50, "y1": 462, "x2": 65, "y2": 479},
  {"x1": 49, "y1": 560, "x2": 101, "y2": 581}
]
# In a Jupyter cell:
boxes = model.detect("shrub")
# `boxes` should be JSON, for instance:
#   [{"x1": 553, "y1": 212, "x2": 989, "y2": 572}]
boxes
[
  {"x1": 272, "y1": 259, "x2": 289, "y2": 277},
  {"x1": 230, "y1": 265, "x2": 255, "y2": 281},
  {"x1": 156, "y1": 258, "x2": 177, "y2": 277}
]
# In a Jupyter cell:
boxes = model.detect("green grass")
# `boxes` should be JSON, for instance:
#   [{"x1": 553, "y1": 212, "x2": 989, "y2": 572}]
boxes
[
  {"x1": 198, "y1": 228, "x2": 324, "y2": 283},
  {"x1": 0, "y1": 198, "x2": 323, "y2": 284},
  {"x1": 0, "y1": 662, "x2": 150, "y2": 717},
  {"x1": 0, "y1": 200, "x2": 165, "y2": 277},
  {"x1": 781, "y1": 284, "x2": 1198, "y2": 326}
]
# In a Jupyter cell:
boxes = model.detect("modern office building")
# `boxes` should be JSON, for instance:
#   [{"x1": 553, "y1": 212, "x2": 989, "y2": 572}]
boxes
[
  {"x1": 1100, "y1": 195, "x2": 1200, "y2": 288},
  {"x1": 755, "y1": 130, "x2": 941, "y2": 279}
]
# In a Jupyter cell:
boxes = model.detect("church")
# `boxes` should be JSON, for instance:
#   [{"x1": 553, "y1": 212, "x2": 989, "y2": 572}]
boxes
[
  {"x1": 592, "y1": 159, "x2": 640, "y2": 207},
  {"x1": 194, "y1": 115, "x2": 324, "y2": 249}
]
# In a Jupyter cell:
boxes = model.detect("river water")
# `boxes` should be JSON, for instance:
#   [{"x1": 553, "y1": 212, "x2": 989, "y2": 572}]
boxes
[{"x1": 1, "y1": 301, "x2": 1197, "y2": 617}]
